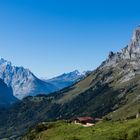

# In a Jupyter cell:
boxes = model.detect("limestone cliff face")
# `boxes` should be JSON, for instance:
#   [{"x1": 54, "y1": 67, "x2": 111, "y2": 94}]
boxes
[
  {"x1": 122, "y1": 25, "x2": 140, "y2": 60},
  {"x1": 103, "y1": 25, "x2": 140, "y2": 66},
  {"x1": 100, "y1": 26, "x2": 140, "y2": 83}
]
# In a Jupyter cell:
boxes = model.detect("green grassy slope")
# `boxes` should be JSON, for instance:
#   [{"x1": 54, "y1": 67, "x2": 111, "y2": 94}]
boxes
[
  {"x1": 1, "y1": 64, "x2": 140, "y2": 138},
  {"x1": 22, "y1": 119, "x2": 140, "y2": 140}
]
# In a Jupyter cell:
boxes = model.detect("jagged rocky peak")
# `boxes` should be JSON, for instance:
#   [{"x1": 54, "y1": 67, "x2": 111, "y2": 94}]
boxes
[
  {"x1": 121, "y1": 25, "x2": 140, "y2": 60},
  {"x1": 103, "y1": 25, "x2": 140, "y2": 68},
  {"x1": 0, "y1": 58, "x2": 57, "y2": 99},
  {"x1": 108, "y1": 51, "x2": 115, "y2": 59},
  {"x1": 0, "y1": 58, "x2": 11, "y2": 65},
  {"x1": 46, "y1": 70, "x2": 86, "y2": 90},
  {"x1": 99, "y1": 25, "x2": 140, "y2": 83},
  {"x1": 132, "y1": 25, "x2": 140, "y2": 42}
]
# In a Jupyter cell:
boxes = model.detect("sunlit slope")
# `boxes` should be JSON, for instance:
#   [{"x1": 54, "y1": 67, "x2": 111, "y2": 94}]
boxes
[{"x1": 22, "y1": 119, "x2": 140, "y2": 140}]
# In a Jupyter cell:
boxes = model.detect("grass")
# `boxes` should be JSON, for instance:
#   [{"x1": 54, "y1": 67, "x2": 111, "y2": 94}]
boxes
[
  {"x1": 22, "y1": 119, "x2": 140, "y2": 140},
  {"x1": 57, "y1": 73, "x2": 94, "y2": 104}
]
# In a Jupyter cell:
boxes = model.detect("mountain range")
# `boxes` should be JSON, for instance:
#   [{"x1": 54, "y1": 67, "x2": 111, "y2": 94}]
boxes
[
  {"x1": 0, "y1": 58, "x2": 58, "y2": 99},
  {"x1": 1, "y1": 25, "x2": 140, "y2": 139},
  {"x1": 0, "y1": 59, "x2": 85, "y2": 101},
  {"x1": 45, "y1": 70, "x2": 87, "y2": 90}
]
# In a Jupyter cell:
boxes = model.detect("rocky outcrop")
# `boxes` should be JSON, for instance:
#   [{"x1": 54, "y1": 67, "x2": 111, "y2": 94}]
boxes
[
  {"x1": 103, "y1": 25, "x2": 140, "y2": 66},
  {"x1": 100, "y1": 26, "x2": 140, "y2": 82}
]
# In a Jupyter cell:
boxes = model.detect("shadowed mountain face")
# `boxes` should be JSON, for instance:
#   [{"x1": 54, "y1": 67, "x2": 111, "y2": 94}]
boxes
[
  {"x1": 1, "y1": 26, "x2": 140, "y2": 139},
  {"x1": 0, "y1": 59, "x2": 58, "y2": 99},
  {"x1": 0, "y1": 79, "x2": 17, "y2": 107}
]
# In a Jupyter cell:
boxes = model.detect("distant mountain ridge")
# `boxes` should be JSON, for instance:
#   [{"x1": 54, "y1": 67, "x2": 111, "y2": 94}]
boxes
[
  {"x1": 0, "y1": 58, "x2": 58, "y2": 99},
  {"x1": 0, "y1": 58, "x2": 87, "y2": 100},
  {"x1": 45, "y1": 70, "x2": 87, "y2": 90}
]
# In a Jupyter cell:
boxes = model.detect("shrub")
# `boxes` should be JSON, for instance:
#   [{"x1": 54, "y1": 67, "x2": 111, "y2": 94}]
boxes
[
  {"x1": 102, "y1": 117, "x2": 110, "y2": 122},
  {"x1": 27, "y1": 134, "x2": 36, "y2": 140},
  {"x1": 35, "y1": 124, "x2": 48, "y2": 133}
]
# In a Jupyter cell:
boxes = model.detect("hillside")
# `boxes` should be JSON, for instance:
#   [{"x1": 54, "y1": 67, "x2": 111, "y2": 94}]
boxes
[
  {"x1": 1, "y1": 26, "x2": 140, "y2": 138},
  {"x1": 22, "y1": 119, "x2": 140, "y2": 140},
  {"x1": 0, "y1": 66, "x2": 125, "y2": 138}
]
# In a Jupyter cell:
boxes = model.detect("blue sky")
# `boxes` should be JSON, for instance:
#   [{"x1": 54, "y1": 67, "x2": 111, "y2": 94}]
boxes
[{"x1": 0, "y1": 0, "x2": 140, "y2": 78}]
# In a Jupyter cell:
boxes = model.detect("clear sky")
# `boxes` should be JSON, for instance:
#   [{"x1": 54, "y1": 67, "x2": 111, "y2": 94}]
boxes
[{"x1": 0, "y1": 0, "x2": 140, "y2": 78}]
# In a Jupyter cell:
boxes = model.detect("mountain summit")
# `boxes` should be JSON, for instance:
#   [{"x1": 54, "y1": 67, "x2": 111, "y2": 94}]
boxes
[
  {"x1": 124, "y1": 25, "x2": 140, "y2": 60},
  {"x1": 104, "y1": 25, "x2": 140, "y2": 67},
  {"x1": 46, "y1": 70, "x2": 86, "y2": 90},
  {"x1": 100, "y1": 25, "x2": 140, "y2": 83},
  {"x1": 0, "y1": 58, "x2": 57, "y2": 99}
]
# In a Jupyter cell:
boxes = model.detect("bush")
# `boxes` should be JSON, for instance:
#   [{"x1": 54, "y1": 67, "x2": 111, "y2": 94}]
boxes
[
  {"x1": 35, "y1": 123, "x2": 49, "y2": 133},
  {"x1": 27, "y1": 134, "x2": 36, "y2": 140},
  {"x1": 102, "y1": 117, "x2": 111, "y2": 122}
]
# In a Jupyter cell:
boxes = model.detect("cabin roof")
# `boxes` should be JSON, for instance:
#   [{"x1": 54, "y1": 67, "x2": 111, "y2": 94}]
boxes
[{"x1": 76, "y1": 117, "x2": 94, "y2": 121}]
